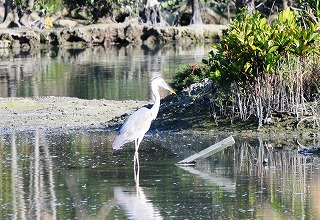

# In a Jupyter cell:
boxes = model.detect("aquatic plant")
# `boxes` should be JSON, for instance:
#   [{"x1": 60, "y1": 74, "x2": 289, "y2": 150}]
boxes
[{"x1": 173, "y1": 8, "x2": 320, "y2": 129}]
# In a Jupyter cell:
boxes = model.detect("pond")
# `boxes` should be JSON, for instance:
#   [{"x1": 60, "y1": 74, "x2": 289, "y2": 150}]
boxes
[
  {"x1": 1, "y1": 44, "x2": 320, "y2": 219},
  {"x1": 0, "y1": 130, "x2": 320, "y2": 219},
  {"x1": 0, "y1": 43, "x2": 210, "y2": 100}
]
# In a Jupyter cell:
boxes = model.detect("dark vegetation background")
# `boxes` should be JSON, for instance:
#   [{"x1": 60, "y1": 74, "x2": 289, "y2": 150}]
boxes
[{"x1": 0, "y1": 0, "x2": 319, "y2": 28}]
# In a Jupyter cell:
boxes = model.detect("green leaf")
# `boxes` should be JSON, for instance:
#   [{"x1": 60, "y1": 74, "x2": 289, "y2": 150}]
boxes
[
  {"x1": 259, "y1": 18, "x2": 267, "y2": 29},
  {"x1": 213, "y1": 70, "x2": 221, "y2": 78},
  {"x1": 310, "y1": 22, "x2": 315, "y2": 32},
  {"x1": 307, "y1": 33, "x2": 319, "y2": 42},
  {"x1": 202, "y1": 59, "x2": 208, "y2": 65},
  {"x1": 268, "y1": 46, "x2": 279, "y2": 54},
  {"x1": 231, "y1": 61, "x2": 241, "y2": 71},
  {"x1": 278, "y1": 7, "x2": 292, "y2": 24},
  {"x1": 266, "y1": 64, "x2": 272, "y2": 72},
  {"x1": 251, "y1": 45, "x2": 258, "y2": 50},
  {"x1": 244, "y1": 62, "x2": 251, "y2": 72},
  {"x1": 248, "y1": 36, "x2": 254, "y2": 46}
]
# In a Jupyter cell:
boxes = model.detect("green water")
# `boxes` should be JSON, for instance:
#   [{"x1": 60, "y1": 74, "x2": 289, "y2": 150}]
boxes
[
  {"x1": 0, "y1": 130, "x2": 319, "y2": 219},
  {"x1": 1, "y1": 43, "x2": 320, "y2": 219},
  {"x1": 0, "y1": 44, "x2": 210, "y2": 100}
]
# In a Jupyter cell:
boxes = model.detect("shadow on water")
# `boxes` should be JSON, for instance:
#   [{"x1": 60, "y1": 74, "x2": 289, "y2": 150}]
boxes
[{"x1": 1, "y1": 129, "x2": 320, "y2": 219}]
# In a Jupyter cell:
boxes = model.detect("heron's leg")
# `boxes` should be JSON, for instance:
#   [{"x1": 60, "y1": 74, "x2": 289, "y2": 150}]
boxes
[
  {"x1": 135, "y1": 137, "x2": 143, "y2": 171},
  {"x1": 134, "y1": 139, "x2": 141, "y2": 183},
  {"x1": 135, "y1": 151, "x2": 140, "y2": 184},
  {"x1": 134, "y1": 137, "x2": 142, "y2": 182},
  {"x1": 134, "y1": 139, "x2": 138, "y2": 179},
  {"x1": 135, "y1": 150, "x2": 140, "y2": 171}
]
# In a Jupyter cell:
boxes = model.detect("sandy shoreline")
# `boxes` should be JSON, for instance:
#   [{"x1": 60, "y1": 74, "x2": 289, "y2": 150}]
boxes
[{"x1": 0, "y1": 96, "x2": 148, "y2": 133}]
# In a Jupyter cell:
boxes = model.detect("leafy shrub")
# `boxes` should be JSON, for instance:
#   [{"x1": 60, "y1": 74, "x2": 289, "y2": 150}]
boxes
[
  {"x1": 172, "y1": 63, "x2": 209, "y2": 91},
  {"x1": 173, "y1": 8, "x2": 320, "y2": 128},
  {"x1": 34, "y1": 0, "x2": 63, "y2": 16},
  {"x1": 206, "y1": 8, "x2": 320, "y2": 128},
  {"x1": 205, "y1": 8, "x2": 319, "y2": 84}
]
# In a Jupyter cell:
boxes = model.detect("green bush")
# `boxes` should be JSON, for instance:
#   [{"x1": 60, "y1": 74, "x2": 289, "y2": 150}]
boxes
[
  {"x1": 173, "y1": 8, "x2": 320, "y2": 128},
  {"x1": 33, "y1": 0, "x2": 63, "y2": 16},
  {"x1": 173, "y1": 8, "x2": 319, "y2": 90},
  {"x1": 204, "y1": 8, "x2": 319, "y2": 85},
  {"x1": 206, "y1": 8, "x2": 320, "y2": 128},
  {"x1": 172, "y1": 63, "x2": 209, "y2": 91}
]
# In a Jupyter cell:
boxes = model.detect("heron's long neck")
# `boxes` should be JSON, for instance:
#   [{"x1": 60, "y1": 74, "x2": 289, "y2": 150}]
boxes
[{"x1": 150, "y1": 84, "x2": 161, "y2": 120}]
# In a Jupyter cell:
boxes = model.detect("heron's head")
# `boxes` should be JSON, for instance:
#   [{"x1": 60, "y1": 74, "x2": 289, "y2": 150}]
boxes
[{"x1": 152, "y1": 77, "x2": 176, "y2": 94}]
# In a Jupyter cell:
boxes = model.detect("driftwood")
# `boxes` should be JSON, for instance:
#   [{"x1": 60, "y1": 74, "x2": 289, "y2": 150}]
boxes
[{"x1": 177, "y1": 135, "x2": 235, "y2": 165}]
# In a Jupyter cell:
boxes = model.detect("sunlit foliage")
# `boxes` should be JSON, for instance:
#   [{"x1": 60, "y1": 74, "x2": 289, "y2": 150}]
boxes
[
  {"x1": 173, "y1": 7, "x2": 320, "y2": 128},
  {"x1": 207, "y1": 8, "x2": 319, "y2": 83}
]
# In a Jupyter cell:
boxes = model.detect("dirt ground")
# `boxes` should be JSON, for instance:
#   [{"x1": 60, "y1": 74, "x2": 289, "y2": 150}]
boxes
[
  {"x1": 0, "y1": 96, "x2": 148, "y2": 133},
  {"x1": 1, "y1": 96, "x2": 319, "y2": 142}
]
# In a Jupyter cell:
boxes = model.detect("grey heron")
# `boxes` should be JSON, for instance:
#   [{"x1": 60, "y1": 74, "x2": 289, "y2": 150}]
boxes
[{"x1": 112, "y1": 77, "x2": 176, "y2": 171}]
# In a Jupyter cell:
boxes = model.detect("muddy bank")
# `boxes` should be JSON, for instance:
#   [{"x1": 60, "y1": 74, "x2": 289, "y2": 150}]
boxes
[
  {"x1": 0, "y1": 96, "x2": 148, "y2": 133},
  {"x1": 150, "y1": 81, "x2": 320, "y2": 139},
  {"x1": 0, "y1": 94, "x2": 319, "y2": 140}
]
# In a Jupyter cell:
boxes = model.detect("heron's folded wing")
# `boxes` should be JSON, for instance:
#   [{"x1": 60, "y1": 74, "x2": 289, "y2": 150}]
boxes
[{"x1": 113, "y1": 107, "x2": 153, "y2": 150}]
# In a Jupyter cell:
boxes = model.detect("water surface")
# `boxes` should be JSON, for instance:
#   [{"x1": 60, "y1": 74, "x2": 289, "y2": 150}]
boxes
[
  {"x1": 1, "y1": 130, "x2": 320, "y2": 219},
  {"x1": 0, "y1": 44, "x2": 210, "y2": 100},
  {"x1": 1, "y1": 44, "x2": 320, "y2": 219}
]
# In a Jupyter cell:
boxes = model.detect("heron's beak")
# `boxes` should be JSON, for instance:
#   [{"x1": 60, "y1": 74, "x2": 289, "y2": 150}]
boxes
[
  {"x1": 168, "y1": 87, "x2": 176, "y2": 94},
  {"x1": 161, "y1": 81, "x2": 176, "y2": 94},
  {"x1": 165, "y1": 85, "x2": 176, "y2": 94}
]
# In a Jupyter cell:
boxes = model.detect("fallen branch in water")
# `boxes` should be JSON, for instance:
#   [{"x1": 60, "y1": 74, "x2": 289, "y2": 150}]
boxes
[{"x1": 176, "y1": 135, "x2": 235, "y2": 165}]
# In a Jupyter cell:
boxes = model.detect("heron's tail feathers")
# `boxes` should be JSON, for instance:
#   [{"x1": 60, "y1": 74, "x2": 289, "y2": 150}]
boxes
[{"x1": 112, "y1": 136, "x2": 128, "y2": 151}]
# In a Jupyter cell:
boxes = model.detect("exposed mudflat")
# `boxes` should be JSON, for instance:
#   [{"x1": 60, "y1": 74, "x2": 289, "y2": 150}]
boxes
[
  {"x1": 0, "y1": 95, "x2": 319, "y2": 142},
  {"x1": 0, "y1": 96, "x2": 148, "y2": 133}
]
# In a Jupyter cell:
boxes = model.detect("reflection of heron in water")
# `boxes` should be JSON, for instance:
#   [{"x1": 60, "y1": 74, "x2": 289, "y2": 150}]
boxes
[
  {"x1": 114, "y1": 184, "x2": 163, "y2": 219},
  {"x1": 112, "y1": 77, "x2": 175, "y2": 174}
]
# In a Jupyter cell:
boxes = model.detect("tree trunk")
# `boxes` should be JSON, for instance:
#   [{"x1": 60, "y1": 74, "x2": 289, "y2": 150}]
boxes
[
  {"x1": 3, "y1": 0, "x2": 13, "y2": 22},
  {"x1": 19, "y1": 0, "x2": 35, "y2": 26},
  {"x1": 190, "y1": 0, "x2": 202, "y2": 24},
  {"x1": 145, "y1": 0, "x2": 160, "y2": 24},
  {"x1": 246, "y1": 0, "x2": 255, "y2": 14},
  {"x1": 283, "y1": 0, "x2": 293, "y2": 10},
  {"x1": 1, "y1": 0, "x2": 35, "y2": 27},
  {"x1": 27, "y1": 0, "x2": 34, "y2": 9}
]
